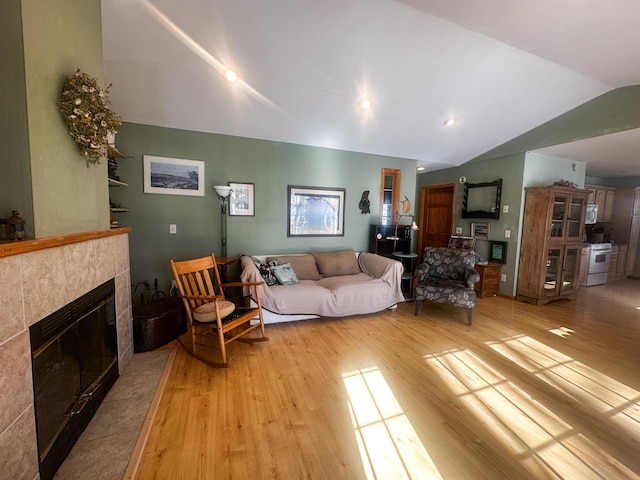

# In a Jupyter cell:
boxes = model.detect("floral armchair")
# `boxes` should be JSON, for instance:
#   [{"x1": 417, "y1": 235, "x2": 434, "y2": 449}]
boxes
[{"x1": 414, "y1": 247, "x2": 480, "y2": 325}]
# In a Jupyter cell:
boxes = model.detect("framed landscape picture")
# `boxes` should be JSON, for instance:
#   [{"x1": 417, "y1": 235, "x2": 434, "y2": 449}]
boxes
[
  {"x1": 471, "y1": 222, "x2": 490, "y2": 240},
  {"x1": 288, "y1": 185, "x2": 345, "y2": 237},
  {"x1": 143, "y1": 155, "x2": 205, "y2": 196}
]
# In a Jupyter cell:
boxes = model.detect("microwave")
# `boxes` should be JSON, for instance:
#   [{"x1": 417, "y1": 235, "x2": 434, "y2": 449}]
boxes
[{"x1": 585, "y1": 204, "x2": 598, "y2": 224}]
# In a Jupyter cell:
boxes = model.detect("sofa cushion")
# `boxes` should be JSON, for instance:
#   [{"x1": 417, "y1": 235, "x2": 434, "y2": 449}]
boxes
[
  {"x1": 193, "y1": 300, "x2": 235, "y2": 323},
  {"x1": 313, "y1": 250, "x2": 360, "y2": 277},
  {"x1": 266, "y1": 254, "x2": 321, "y2": 280},
  {"x1": 414, "y1": 278, "x2": 476, "y2": 308},
  {"x1": 270, "y1": 263, "x2": 300, "y2": 285}
]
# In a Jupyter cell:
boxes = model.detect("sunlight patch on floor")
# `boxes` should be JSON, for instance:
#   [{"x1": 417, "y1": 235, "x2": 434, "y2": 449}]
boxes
[
  {"x1": 488, "y1": 335, "x2": 640, "y2": 424},
  {"x1": 425, "y1": 348, "x2": 640, "y2": 479},
  {"x1": 342, "y1": 367, "x2": 443, "y2": 480},
  {"x1": 549, "y1": 326, "x2": 575, "y2": 338}
]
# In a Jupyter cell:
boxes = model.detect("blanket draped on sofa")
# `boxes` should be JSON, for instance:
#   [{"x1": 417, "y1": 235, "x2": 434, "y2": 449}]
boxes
[{"x1": 240, "y1": 251, "x2": 404, "y2": 319}]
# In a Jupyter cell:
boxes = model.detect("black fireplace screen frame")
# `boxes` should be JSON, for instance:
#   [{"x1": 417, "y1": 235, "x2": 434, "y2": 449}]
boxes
[{"x1": 30, "y1": 279, "x2": 119, "y2": 480}]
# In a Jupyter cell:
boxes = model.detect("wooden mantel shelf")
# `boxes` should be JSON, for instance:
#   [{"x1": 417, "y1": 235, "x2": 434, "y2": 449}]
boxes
[{"x1": 0, "y1": 226, "x2": 132, "y2": 258}]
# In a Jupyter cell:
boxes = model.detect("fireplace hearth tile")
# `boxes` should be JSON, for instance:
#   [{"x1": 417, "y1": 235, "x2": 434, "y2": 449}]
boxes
[
  {"x1": 115, "y1": 235, "x2": 130, "y2": 275},
  {"x1": 93, "y1": 237, "x2": 117, "y2": 286},
  {"x1": 115, "y1": 271, "x2": 131, "y2": 320},
  {"x1": 0, "y1": 405, "x2": 39, "y2": 480},
  {"x1": 0, "y1": 331, "x2": 33, "y2": 434},
  {"x1": 53, "y1": 350, "x2": 171, "y2": 480},
  {"x1": 0, "y1": 256, "x2": 25, "y2": 341}
]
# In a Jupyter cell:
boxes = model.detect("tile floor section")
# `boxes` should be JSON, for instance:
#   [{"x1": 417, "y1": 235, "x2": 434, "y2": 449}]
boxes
[{"x1": 53, "y1": 350, "x2": 171, "y2": 480}]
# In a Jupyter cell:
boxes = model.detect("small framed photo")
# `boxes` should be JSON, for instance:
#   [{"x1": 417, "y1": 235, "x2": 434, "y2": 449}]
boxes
[
  {"x1": 489, "y1": 240, "x2": 508, "y2": 264},
  {"x1": 229, "y1": 182, "x2": 255, "y2": 216},
  {"x1": 471, "y1": 222, "x2": 490, "y2": 240},
  {"x1": 143, "y1": 155, "x2": 205, "y2": 196}
]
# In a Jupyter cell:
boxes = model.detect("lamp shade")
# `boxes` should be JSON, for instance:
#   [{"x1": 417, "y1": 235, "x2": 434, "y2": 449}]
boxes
[{"x1": 213, "y1": 185, "x2": 232, "y2": 198}]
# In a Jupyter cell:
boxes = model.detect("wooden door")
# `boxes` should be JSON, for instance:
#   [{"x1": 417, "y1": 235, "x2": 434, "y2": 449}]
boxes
[{"x1": 417, "y1": 184, "x2": 455, "y2": 260}]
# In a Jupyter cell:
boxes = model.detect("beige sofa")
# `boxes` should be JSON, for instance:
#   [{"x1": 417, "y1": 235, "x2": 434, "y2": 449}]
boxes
[{"x1": 239, "y1": 250, "x2": 405, "y2": 324}]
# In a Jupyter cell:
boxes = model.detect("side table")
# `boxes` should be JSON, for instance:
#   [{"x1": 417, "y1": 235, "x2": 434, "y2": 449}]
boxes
[
  {"x1": 393, "y1": 252, "x2": 418, "y2": 300},
  {"x1": 474, "y1": 262, "x2": 502, "y2": 298},
  {"x1": 216, "y1": 256, "x2": 239, "y2": 282}
]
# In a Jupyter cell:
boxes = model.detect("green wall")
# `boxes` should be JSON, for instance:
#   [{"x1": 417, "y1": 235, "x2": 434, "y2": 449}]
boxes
[
  {"x1": 586, "y1": 176, "x2": 640, "y2": 188},
  {"x1": 470, "y1": 86, "x2": 640, "y2": 163},
  {"x1": 0, "y1": 0, "x2": 33, "y2": 236},
  {"x1": 23, "y1": 0, "x2": 109, "y2": 237},
  {"x1": 111, "y1": 122, "x2": 417, "y2": 291},
  {"x1": 417, "y1": 153, "x2": 588, "y2": 296},
  {"x1": 0, "y1": 0, "x2": 109, "y2": 238},
  {"x1": 417, "y1": 154, "x2": 526, "y2": 296}
]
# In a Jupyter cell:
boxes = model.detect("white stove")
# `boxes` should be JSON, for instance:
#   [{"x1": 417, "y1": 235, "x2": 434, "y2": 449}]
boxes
[
  {"x1": 589, "y1": 242, "x2": 612, "y2": 251},
  {"x1": 585, "y1": 242, "x2": 614, "y2": 286}
]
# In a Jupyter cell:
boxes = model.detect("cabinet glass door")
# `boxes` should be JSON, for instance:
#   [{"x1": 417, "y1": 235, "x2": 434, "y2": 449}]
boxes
[
  {"x1": 544, "y1": 248, "x2": 561, "y2": 294},
  {"x1": 550, "y1": 195, "x2": 567, "y2": 238},
  {"x1": 560, "y1": 247, "x2": 579, "y2": 294},
  {"x1": 567, "y1": 197, "x2": 585, "y2": 240}
]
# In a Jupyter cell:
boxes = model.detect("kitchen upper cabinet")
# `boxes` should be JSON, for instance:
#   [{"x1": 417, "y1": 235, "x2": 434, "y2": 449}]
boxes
[{"x1": 586, "y1": 184, "x2": 615, "y2": 222}]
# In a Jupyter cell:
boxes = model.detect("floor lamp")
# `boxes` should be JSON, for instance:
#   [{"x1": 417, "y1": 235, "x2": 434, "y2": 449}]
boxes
[
  {"x1": 213, "y1": 185, "x2": 232, "y2": 257},
  {"x1": 393, "y1": 214, "x2": 419, "y2": 254}
]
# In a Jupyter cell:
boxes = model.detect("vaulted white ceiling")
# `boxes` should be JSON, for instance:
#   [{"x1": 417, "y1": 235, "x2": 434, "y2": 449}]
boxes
[{"x1": 101, "y1": 0, "x2": 640, "y2": 176}]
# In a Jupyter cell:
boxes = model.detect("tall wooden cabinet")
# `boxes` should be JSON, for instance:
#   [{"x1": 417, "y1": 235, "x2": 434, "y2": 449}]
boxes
[
  {"x1": 517, "y1": 186, "x2": 589, "y2": 305},
  {"x1": 611, "y1": 187, "x2": 640, "y2": 277}
]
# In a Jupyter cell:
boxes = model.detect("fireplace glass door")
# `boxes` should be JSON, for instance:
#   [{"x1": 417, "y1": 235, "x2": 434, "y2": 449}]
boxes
[{"x1": 30, "y1": 280, "x2": 118, "y2": 480}]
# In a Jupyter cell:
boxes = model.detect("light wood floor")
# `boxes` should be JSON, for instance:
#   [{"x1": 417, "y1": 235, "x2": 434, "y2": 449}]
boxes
[{"x1": 135, "y1": 280, "x2": 640, "y2": 480}]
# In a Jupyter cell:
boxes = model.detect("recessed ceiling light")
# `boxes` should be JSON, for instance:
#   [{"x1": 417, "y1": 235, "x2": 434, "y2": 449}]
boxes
[
  {"x1": 417, "y1": 167, "x2": 425, "y2": 171},
  {"x1": 358, "y1": 98, "x2": 373, "y2": 109},
  {"x1": 224, "y1": 70, "x2": 238, "y2": 82},
  {"x1": 443, "y1": 117, "x2": 457, "y2": 126}
]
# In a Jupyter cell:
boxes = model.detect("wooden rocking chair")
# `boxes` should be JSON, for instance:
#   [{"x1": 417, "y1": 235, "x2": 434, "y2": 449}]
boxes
[{"x1": 169, "y1": 253, "x2": 268, "y2": 367}]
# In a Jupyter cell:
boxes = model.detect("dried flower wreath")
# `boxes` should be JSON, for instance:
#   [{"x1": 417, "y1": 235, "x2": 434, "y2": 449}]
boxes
[{"x1": 58, "y1": 69, "x2": 121, "y2": 165}]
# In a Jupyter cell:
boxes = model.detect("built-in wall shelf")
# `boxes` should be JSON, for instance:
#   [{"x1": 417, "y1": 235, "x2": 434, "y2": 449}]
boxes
[
  {"x1": 108, "y1": 143, "x2": 129, "y2": 229},
  {"x1": 108, "y1": 178, "x2": 128, "y2": 187},
  {"x1": 107, "y1": 145, "x2": 127, "y2": 159}
]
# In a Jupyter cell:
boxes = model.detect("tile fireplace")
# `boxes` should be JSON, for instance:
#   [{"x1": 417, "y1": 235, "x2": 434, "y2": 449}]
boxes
[{"x1": 0, "y1": 229, "x2": 133, "y2": 480}]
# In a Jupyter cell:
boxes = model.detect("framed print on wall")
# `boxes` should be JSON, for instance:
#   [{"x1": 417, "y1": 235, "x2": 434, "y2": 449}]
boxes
[
  {"x1": 229, "y1": 182, "x2": 255, "y2": 216},
  {"x1": 471, "y1": 222, "x2": 490, "y2": 240},
  {"x1": 489, "y1": 240, "x2": 508, "y2": 264},
  {"x1": 143, "y1": 155, "x2": 205, "y2": 196},
  {"x1": 448, "y1": 235, "x2": 476, "y2": 250},
  {"x1": 288, "y1": 185, "x2": 345, "y2": 237}
]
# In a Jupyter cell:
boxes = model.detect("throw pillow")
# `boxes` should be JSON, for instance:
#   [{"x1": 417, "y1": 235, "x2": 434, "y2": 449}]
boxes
[
  {"x1": 266, "y1": 254, "x2": 321, "y2": 280},
  {"x1": 313, "y1": 250, "x2": 360, "y2": 277},
  {"x1": 270, "y1": 263, "x2": 300, "y2": 285},
  {"x1": 193, "y1": 300, "x2": 235, "y2": 323},
  {"x1": 253, "y1": 259, "x2": 278, "y2": 286}
]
